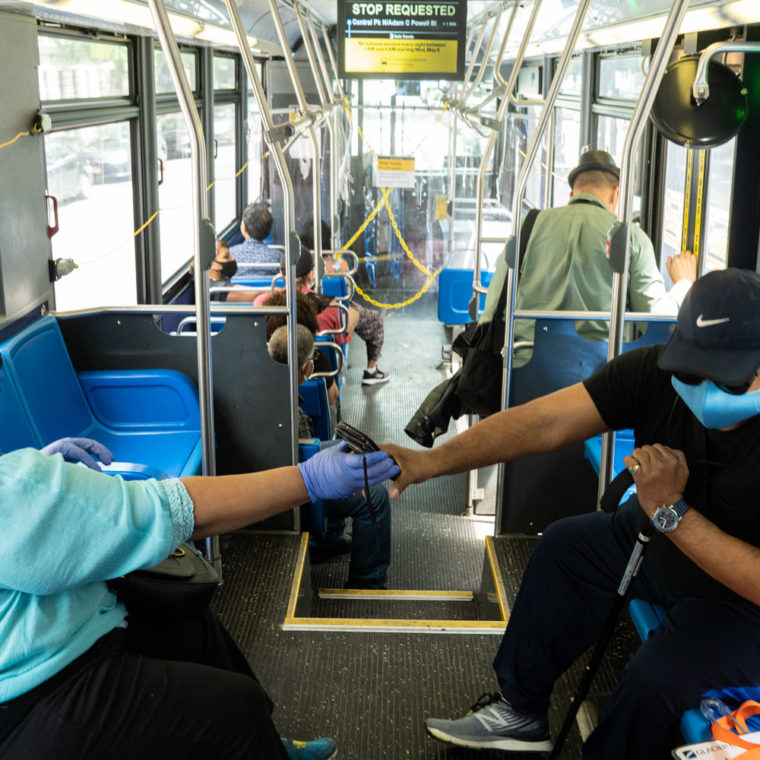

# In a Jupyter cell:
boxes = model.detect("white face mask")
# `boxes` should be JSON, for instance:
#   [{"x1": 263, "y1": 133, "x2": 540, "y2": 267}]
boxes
[{"x1": 671, "y1": 376, "x2": 760, "y2": 429}]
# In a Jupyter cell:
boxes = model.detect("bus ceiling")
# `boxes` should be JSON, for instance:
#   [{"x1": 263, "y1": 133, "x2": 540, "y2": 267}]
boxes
[{"x1": 6, "y1": 0, "x2": 760, "y2": 61}]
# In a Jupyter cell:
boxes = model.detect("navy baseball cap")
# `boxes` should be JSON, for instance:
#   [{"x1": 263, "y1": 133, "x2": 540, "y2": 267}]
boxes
[
  {"x1": 659, "y1": 268, "x2": 760, "y2": 386},
  {"x1": 567, "y1": 150, "x2": 621, "y2": 188}
]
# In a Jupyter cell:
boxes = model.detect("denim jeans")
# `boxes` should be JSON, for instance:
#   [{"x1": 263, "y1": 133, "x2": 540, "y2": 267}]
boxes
[{"x1": 317, "y1": 484, "x2": 391, "y2": 588}]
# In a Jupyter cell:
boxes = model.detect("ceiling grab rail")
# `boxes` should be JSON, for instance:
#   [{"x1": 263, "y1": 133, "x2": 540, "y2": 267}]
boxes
[
  {"x1": 494, "y1": 0, "x2": 593, "y2": 533},
  {"x1": 302, "y1": 10, "x2": 342, "y2": 248},
  {"x1": 446, "y1": 7, "x2": 501, "y2": 259},
  {"x1": 471, "y1": 0, "x2": 536, "y2": 304},
  {"x1": 458, "y1": 7, "x2": 504, "y2": 107},
  {"x1": 692, "y1": 40, "x2": 760, "y2": 104},
  {"x1": 294, "y1": 4, "x2": 340, "y2": 253},
  {"x1": 598, "y1": 0, "x2": 692, "y2": 504},
  {"x1": 457, "y1": 4, "x2": 517, "y2": 133},
  {"x1": 147, "y1": 0, "x2": 220, "y2": 572},
  {"x1": 223, "y1": 0, "x2": 301, "y2": 512},
  {"x1": 319, "y1": 22, "x2": 352, "y2": 249},
  {"x1": 268, "y1": 0, "x2": 324, "y2": 296}
]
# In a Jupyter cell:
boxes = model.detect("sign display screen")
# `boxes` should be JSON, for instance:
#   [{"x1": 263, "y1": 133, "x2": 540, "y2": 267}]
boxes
[{"x1": 337, "y1": 1, "x2": 467, "y2": 80}]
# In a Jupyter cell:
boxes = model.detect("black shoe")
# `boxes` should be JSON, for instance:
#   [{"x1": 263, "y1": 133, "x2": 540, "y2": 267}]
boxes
[
  {"x1": 309, "y1": 535, "x2": 352, "y2": 564},
  {"x1": 361, "y1": 368, "x2": 390, "y2": 386}
]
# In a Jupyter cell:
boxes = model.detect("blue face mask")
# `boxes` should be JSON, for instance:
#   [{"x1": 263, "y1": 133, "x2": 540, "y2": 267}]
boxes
[{"x1": 671, "y1": 376, "x2": 760, "y2": 429}]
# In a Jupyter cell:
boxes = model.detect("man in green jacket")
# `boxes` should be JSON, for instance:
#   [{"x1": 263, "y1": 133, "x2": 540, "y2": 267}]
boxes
[{"x1": 483, "y1": 150, "x2": 696, "y2": 355}]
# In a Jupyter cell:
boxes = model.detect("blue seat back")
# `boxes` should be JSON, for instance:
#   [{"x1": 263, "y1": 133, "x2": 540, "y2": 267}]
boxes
[
  {"x1": 299, "y1": 379, "x2": 332, "y2": 441},
  {"x1": 322, "y1": 277, "x2": 348, "y2": 299},
  {"x1": 437, "y1": 268, "x2": 494, "y2": 324},
  {"x1": 298, "y1": 439, "x2": 325, "y2": 539},
  {"x1": 0, "y1": 358, "x2": 39, "y2": 452},
  {"x1": 1, "y1": 315, "x2": 94, "y2": 444}
]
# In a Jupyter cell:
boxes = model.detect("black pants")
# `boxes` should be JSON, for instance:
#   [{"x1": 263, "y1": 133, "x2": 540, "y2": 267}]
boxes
[
  {"x1": 0, "y1": 603, "x2": 288, "y2": 760},
  {"x1": 493, "y1": 499, "x2": 760, "y2": 759}
]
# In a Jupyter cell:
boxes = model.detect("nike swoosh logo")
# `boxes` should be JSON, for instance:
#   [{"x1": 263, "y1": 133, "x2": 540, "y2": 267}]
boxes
[{"x1": 696, "y1": 314, "x2": 730, "y2": 328}]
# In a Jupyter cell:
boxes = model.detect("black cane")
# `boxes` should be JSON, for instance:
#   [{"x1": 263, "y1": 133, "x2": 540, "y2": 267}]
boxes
[{"x1": 548, "y1": 469, "x2": 652, "y2": 759}]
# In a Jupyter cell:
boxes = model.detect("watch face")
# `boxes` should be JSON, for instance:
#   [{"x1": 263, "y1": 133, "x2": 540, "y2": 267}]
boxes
[{"x1": 653, "y1": 506, "x2": 680, "y2": 533}]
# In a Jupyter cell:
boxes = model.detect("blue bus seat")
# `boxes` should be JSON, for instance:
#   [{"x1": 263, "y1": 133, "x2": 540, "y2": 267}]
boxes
[
  {"x1": 322, "y1": 276, "x2": 348, "y2": 299},
  {"x1": 0, "y1": 356, "x2": 39, "y2": 453},
  {"x1": 437, "y1": 268, "x2": 494, "y2": 324},
  {"x1": 299, "y1": 378, "x2": 332, "y2": 441},
  {"x1": 315, "y1": 335, "x2": 344, "y2": 394},
  {"x1": 0, "y1": 315, "x2": 202, "y2": 478},
  {"x1": 298, "y1": 438, "x2": 325, "y2": 540},
  {"x1": 231, "y1": 275, "x2": 284, "y2": 289}
]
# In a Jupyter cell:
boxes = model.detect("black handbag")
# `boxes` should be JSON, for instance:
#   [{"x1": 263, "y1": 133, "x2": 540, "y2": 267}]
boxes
[
  {"x1": 108, "y1": 543, "x2": 219, "y2": 617},
  {"x1": 454, "y1": 209, "x2": 542, "y2": 418}
]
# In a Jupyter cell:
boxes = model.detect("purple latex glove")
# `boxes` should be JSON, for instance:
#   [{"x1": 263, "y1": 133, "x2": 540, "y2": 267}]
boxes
[
  {"x1": 40, "y1": 437, "x2": 115, "y2": 471},
  {"x1": 297, "y1": 442, "x2": 399, "y2": 502}
]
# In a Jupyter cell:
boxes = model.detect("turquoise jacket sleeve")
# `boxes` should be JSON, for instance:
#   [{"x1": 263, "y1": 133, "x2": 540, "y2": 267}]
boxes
[{"x1": 0, "y1": 448, "x2": 195, "y2": 595}]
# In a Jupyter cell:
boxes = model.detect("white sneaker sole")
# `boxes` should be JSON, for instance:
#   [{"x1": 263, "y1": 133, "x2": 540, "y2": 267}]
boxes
[
  {"x1": 426, "y1": 724, "x2": 553, "y2": 752},
  {"x1": 361, "y1": 376, "x2": 390, "y2": 385}
]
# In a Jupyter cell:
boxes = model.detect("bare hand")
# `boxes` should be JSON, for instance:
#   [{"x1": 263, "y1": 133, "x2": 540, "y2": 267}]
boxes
[
  {"x1": 666, "y1": 250, "x2": 697, "y2": 284},
  {"x1": 380, "y1": 443, "x2": 432, "y2": 499},
  {"x1": 623, "y1": 444, "x2": 689, "y2": 518}
]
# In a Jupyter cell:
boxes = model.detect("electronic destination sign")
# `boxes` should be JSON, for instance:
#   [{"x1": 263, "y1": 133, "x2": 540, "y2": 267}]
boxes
[{"x1": 337, "y1": 1, "x2": 466, "y2": 80}]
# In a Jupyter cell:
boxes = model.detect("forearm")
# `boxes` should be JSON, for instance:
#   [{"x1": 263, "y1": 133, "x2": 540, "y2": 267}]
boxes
[
  {"x1": 670, "y1": 510, "x2": 760, "y2": 606},
  {"x1": 184, "y1": 466, "x2": 308, "y2": 539},
  {"x1": 424, "y1": 383, "x2": 605, "y2": 478}
]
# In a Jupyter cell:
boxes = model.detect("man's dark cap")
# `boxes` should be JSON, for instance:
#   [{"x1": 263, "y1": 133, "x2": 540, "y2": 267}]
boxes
[
  {"x1": 659, "y1": 268, "x2": 760, "y2": 386},
  {"x1": 567, "y1": 150, "x2": 621, "y2": 187}
]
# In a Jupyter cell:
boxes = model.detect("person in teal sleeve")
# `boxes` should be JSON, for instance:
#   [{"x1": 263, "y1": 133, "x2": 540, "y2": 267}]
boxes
[
  {"x1": 0, "y1": 437, "x2": 398, "y2": 760},
  {"x1": 481, "y1": 150, "x2": 697, "y2": 364}
]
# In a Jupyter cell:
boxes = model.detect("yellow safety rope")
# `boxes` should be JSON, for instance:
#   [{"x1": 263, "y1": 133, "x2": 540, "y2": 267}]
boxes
[{"x1": 340, "y1": 99, "x2": 451, "y2": 308}]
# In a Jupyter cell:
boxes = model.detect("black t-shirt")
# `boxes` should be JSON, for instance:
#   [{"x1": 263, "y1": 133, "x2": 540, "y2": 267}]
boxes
[{"x1": 583, "y1": 344, "x2": 760, "y2": 601}]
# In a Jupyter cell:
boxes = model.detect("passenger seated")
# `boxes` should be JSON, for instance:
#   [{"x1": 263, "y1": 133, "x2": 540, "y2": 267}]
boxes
[
  {"x1": 300, "y1": 217, "x2": 348, "y2": 274},
  {"x1": 229, "y1": 201, "x2": 281, "y2": 276},
  {"x1": 209, "y1": 240, "x2": 269, "y2": 303},
  {"x1": 263, "y1": 290, "x2": 340, "y2": 409},
  {"x1": 268, "y1": 324, "x2": 392, "y2": 588},
  {"x1": 482, "y1": 150, "x2": 698, "y2": 364},
  {"x1": 0, "y1": 435, "x2": 398, "y2": 759},
  {"x1": 265, "y1": 249, "x2": 390, "y2": 386}
]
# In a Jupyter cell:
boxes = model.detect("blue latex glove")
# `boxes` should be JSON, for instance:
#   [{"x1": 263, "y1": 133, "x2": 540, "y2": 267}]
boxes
[
  {"x1": 40, "y1": 437, "x2": 115, "y2": 471},
  {"x1": 297, "y1": 442, "x2": 399, "y2": 502}
]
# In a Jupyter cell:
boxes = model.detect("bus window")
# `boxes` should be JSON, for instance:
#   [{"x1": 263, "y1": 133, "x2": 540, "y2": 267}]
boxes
[
  {"x1": 598, "y1": 55, "x2": 646, "y2": 101},
  {"x1": 214, "y1": 103, "x2": 236, "y2": 227},
  {"x1": 46, "y1": 124, "x2": 137, "y2": 311},
  {"x1": 596, "y1": 114, "x2": 642, "y2": 213},
  {"x1": 552, "y1": 107, "x2": 581, "y2": 205},
  {"x1": 38, "y1": 36, "x2": 129, "y2": 101},
  {"x1": 703, "y1": 137, "x2": 735, "y2": 273},
  {"x1": 154, "y1": 49, "x2": 197, "y2": 94},
  {"x1": 213, "y1": 56, "x2": 236, "y2": 90},
  {"x1": 246, "y1": 66, "x2": 264, "y2": 205},
  {"x1": 156, "y1": 113, "x2": 193, "y2": 281},
  {"x1": 660, "y1": 141, "x2": 688, "y2": 271}
]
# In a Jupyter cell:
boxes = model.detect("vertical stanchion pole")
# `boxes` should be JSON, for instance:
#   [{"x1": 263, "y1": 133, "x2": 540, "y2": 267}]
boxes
[
  {"x1": 223, "y1": 0, "x2": 300, "y2": 507},
  {"x1": 597, "y1": 0, "x2": 691, "y2": 503},
  {"x1": 147, "y1": 0, "x2": 220, "y2": 571}
]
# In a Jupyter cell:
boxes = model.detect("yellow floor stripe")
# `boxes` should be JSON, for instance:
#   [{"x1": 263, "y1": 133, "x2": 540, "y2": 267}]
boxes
[{"x1": 283, "y1": 533, "x2": 510, "y2": 632}]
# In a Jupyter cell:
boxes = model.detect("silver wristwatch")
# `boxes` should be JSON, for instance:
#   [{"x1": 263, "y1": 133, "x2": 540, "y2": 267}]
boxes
[{"x1": 652, "y1": 499, "x2": 690, "y2": 533}]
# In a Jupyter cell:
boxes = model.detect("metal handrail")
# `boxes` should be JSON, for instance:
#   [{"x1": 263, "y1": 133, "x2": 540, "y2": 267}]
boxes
[
  {"x1": 223, "y1": 0, "x2": 301, "y2": 509},
  {"x1": 599, "y1": 0, "x2": 692, "y2": 500},
  {"x1": 471, "y1": 0, "x2": 529, "y2": 298},
  {"x1": 147, "y1": 0, "x2": 219, "y2": 568},
  {"x1": 501, "y1": 0, "x2": 593, "y2": 408},
  {"x1": 311, "y1": 340, "x2": 344, "y2": 379},
  {"x1": 693, "y1": 41, "x2": 760, "y2": 104}
]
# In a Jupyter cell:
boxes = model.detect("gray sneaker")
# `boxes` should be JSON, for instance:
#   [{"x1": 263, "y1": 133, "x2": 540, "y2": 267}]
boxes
[{"x1": 425, "y1": 693, "x2": 552, "y2": 752}]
